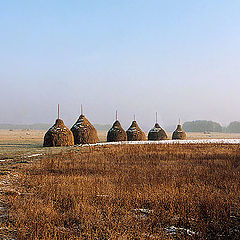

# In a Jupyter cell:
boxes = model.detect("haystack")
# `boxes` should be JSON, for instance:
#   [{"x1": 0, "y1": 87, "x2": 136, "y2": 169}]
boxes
[
  {"x1": 43, "y1": 119, "x2": 74, "y2": 147},
  {"x1": 172, "y1": 124, "x2": 187, "y2": 140},
  {"x1": 148, "y1": 123, "x2": 168, "y2": 140},
  {"x1": 107, "y1": 120, "x2": 127, "y2": 142},
  {"x1": 126, "y1": 120, "x2": 146, "y2": 141},
  {"x1": 71, "y1": 114, "x2": 99, "y2": 144}
]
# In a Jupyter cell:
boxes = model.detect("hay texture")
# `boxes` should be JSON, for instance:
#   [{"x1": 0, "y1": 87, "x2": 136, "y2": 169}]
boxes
[
  {"x1": 126, "y1": 121, "x2": 146, "y2": 141},
  {"x1": 172, "y1": 124, "x2": 187, "y2": 140},
  {"x1": 148, "y1": 123, "x2": 168, "y2": 140},
  {"x1": 71, "y1": 114, "x2": 98, "y2": 145},
  {"x1": 107, "y1": 120, "x2": 127, "y2": 142},
  {"x1": 43, "y1": 119, "x2": 74, "y2": 147}
]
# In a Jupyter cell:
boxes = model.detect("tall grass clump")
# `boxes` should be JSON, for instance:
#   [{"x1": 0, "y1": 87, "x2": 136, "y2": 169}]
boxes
[{"x1": 7, "y1": 144, "x2": 240, "y2": 239}]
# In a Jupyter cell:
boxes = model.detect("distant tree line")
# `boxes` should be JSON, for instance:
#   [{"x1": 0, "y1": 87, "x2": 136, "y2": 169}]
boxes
[
  {"x1": 183, "y1": 120, "x2": 240, "y2": 133},
  {"x1": 225, "y1": 121, "x2": 240, "y2": 133}
]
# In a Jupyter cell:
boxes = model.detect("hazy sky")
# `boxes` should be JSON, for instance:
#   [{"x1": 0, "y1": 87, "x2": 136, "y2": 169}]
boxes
[{"x1": 1, "y1": 0, "x2": 240, "y2": 129}]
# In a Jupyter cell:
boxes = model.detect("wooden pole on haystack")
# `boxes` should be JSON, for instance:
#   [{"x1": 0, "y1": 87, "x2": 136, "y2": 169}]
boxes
[
  {"x1": 58, "y1": 104, "x2": 60, "y2": 119},
  {"x1": 156, "y1": 112, "x2": 158, "y2": 123},
  {"x1": 179, "y1": 118, "x2": 181, "y2": 125},
  {"x1": 116, "y1": 110, "x2": 118, "y2": 121},
  {"x1": 134, "y1": 114, "x2": 136, "y2": 121},
  {"x1": 81, "y1": 104, "x2": 83, "y2": 115}
]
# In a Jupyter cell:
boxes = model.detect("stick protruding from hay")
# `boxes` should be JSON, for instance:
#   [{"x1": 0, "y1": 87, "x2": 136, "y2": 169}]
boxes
[{"x1": 58, "y1": 104, "x2": 60, "y2": 119}]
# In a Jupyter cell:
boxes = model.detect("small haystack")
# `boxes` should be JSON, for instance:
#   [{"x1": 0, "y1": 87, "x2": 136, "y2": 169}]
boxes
[
  {"x1": 148, "y1": 123, "x2": 168, "y2": 140},
  {"x1": 172, "y1": 119, "x2": 187, "y2": 140},
  {"x1": 126, "y1": 116, "x2": 146, "y2": 141},
  {"x1": 107, "y1": 111, "x2": 127, "y2": 142},
  {"x1": 148, "y1": 113, "x2": 168, "y2": 140},
  {"x1": 44, "y1": 105, "x2": 74, "y2": 147},
  {"x1": 71, "y1": 106, "x2": 98, "y2": 144},
  {"x1": 43, "y1": 119, "x2": 74, "y2": 147}
]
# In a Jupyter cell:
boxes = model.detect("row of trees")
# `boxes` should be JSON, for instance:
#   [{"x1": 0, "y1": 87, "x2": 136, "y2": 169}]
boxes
[{"x1": 183, "y1": 120, "x2": 240, "y2": 133}]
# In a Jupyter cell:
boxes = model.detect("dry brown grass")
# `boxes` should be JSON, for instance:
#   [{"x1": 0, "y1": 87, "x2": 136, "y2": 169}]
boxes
[{"x1": 4, "y1": 143, "x2": 240, "y2": 239}]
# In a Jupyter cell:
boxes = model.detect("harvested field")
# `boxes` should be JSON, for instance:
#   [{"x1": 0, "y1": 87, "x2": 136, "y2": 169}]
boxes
[
  {"x1": 0, "y1": 130, "x2": 106, "y2": 160},
  {"x1": 1, "y1": 142, "x2": 239, "y2": 239}
]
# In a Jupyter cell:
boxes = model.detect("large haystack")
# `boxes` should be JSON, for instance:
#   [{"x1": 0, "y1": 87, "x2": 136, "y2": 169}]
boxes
[
  {"x1": 172, "y1": 124, "x2": 187, "y2": 140},
  {"x1": 148, "y1": 123, "x2": 168, "y2": 140},
  {"x1": 43, "y1": 119, "x2": 74, "y2": 147},
  {"x1": 107, "y1": 120, "x2": 127, "y2": 142},
  {"x1": 71, "y1": 114, "x2": 98, "y2": 144},
  {"x1": 126, "y1": 120, "x2": 146, "y2": 141}
]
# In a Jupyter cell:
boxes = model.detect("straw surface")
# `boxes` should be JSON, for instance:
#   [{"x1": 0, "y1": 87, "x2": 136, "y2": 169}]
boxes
[
  {"x1": 172, "y1": 124, "x2": 187, "y2": 140},
  {"x1": 43, "y1": 119, "x2": 74, "y2": 147},
  {"x1": 148, "y1": 123, "x2": 168, "y2": 140},
  {"x1": 107, "y1": 120, "x2": 127, "y2": 142},
  {"x1": 71, "y1": 115, "x2": 99, "y2": 144},
  {"x1": 126, "y1": 121, "x2": 146, "y2": 141}
]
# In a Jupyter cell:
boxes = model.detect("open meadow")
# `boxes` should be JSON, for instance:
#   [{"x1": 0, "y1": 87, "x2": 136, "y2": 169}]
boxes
[
  {"x1": 0, "y1": 130, "x2": 240, "y2": 239},
  {"x1": 1, "y1": 129, "x2": 240, "y2": 158}
]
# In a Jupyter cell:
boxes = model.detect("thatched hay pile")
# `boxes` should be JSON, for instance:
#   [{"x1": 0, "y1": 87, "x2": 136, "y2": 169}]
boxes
[
  {"x1": 71, "y1": 114, "x2": 98, "y2": 144},
  {"x1": 126, "y1": 121, "x2": 146, "y2": 141},
  {"x1": 148, "y1": 123, "x2": 168, "y2": 140},
  {"x1": 172, "y1": 124, "x2": 187, "y2": 140},
  {"x1": 107, "y1": 120, "x2": 127, "y2": 142},
  {"x1": 43, "y1": 119, "x2": 74, "y2": 147}
]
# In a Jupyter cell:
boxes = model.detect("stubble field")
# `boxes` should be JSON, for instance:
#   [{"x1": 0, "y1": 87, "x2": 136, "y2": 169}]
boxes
[{"x1": 0, "y1": 130, "x2": 240, "y2": 239}]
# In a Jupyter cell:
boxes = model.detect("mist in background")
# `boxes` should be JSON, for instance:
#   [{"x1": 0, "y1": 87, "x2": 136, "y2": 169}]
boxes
[{"x1": 1, "y1": 0, "x2": 240, "y2": 130}]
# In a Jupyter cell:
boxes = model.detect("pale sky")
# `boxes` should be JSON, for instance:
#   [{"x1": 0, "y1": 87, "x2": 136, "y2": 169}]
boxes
[{"x1": 1, "y1": 0, "x2": 240, "y2": 129}]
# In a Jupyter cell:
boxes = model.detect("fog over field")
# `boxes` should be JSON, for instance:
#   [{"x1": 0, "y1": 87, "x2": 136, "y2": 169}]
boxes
[{"x1": 1, "y1": 1, "x2": 240, "y2": 128}]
